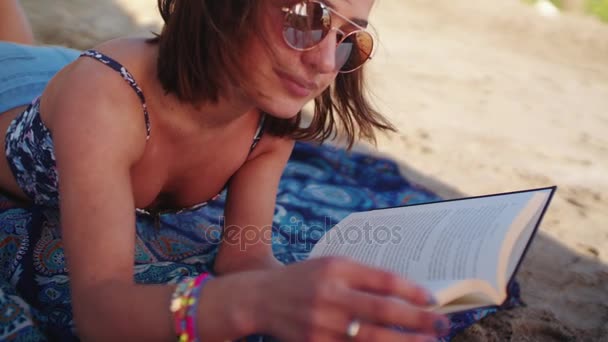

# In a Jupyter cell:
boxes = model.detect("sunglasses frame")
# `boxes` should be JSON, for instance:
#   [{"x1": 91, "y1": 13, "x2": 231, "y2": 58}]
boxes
[{"x1": 280, "y1": 0, "x2": 376, "y2": 73}]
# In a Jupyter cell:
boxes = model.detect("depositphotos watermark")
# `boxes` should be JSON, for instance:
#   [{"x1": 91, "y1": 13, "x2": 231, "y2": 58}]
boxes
[{"x1": 198, "y1": 217, "x2": 405, "y2": 251}]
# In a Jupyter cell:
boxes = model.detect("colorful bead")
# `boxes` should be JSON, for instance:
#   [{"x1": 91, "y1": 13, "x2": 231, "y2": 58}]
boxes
[{"x1": 170, "y1": 273, "x2": 213, "y2": 342}]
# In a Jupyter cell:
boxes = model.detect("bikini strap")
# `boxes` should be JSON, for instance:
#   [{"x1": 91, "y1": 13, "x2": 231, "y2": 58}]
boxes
[
  {"x1": 249, "y1": 112, "x2": 266, "y2": 154},
  {"x1": 79, "y1": 50, "x2": 151, "y2": 140}
]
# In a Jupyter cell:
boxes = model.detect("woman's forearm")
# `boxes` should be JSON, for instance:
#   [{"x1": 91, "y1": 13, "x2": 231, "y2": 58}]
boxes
[
  {"x1": 73, "y1": 278, "x2": 259, "y2": 341},
  {"x1": 74, "y1": 281, "x2": 178, "y2": 341},
  {"x1": 196, "y1": 272, "x2": 267, "y2": 340}
]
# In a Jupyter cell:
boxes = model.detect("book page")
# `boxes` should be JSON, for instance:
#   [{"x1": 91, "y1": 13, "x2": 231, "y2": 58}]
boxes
[
  {"x1": 423, "y1": 279, "x2": 496, "y2": 307},
  {"x1": 501, "y1": 190, "x2": 551, "y2": 286},
  {"x1": 309, "y1": 191, "x2": 539, "y2": 291}
]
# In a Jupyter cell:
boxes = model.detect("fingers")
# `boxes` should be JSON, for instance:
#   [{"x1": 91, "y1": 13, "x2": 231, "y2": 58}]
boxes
[
  {"x1": 326, "y1": 324, "x2": 439, "y2": 342},
  {"x1": 324, "y1": 317, "x2": 430, "y2": 342},
  {"x1": 307, "y1": 318, "x2": 442, "y2": 342},
  {"x1": 314, "y1": 257, "x2": 435, "y2": 307},
  {"x1": 304, "y1": 257, "x2": 449, "y2": 338},
  {"x1": 279, "y1": 257, "x2": 450, "y2": 341},
  {"x1": 283, "y1": 309, "x2": 442, "y2": 342},
  {"x1": 352, "y1": 321, "x2": 440, "y2": 342},
  {"x1": 332, "y1": 290, "x2": 450, "y2": 337}
]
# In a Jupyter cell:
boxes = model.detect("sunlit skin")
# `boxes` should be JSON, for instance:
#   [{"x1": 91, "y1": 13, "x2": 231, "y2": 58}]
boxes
[
  {"x1": 0, "y1": 1, "x2": 450, "y2": 341},
  {"x1": 241, "y1": 0, "x2": 376, "y2": 119},
  {"x1": 0, "y1": 0, "x2": 377, "y2": 272}
]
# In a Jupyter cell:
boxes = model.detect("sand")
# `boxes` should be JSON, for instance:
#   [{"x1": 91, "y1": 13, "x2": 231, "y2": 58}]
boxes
[{"x1": 20, "y1": 0, "x2": 608, "y2": 340}]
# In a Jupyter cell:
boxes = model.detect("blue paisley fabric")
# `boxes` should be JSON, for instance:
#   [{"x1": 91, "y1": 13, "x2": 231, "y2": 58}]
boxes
[
  {"x1": 5, "y1": 98, "x2": 60, "y2": 208},
  {"x1": 0, "y1": 141, "x2": 522, "y2": 341}
]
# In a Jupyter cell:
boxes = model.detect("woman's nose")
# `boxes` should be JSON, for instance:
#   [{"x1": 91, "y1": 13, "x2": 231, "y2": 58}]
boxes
[{"x1": 302, "y1": 30, "x2": 339, "y2": 74}]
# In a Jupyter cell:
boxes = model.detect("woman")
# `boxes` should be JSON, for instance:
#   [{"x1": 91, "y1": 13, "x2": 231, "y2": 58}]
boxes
[{"x1": 0, "y1": 0, "x2": 449, "y2": 341}]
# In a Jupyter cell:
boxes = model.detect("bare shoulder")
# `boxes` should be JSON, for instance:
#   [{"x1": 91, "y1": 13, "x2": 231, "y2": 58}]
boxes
[{"x1": 41, "y1": 39, "x2": 152, "y2": 163}]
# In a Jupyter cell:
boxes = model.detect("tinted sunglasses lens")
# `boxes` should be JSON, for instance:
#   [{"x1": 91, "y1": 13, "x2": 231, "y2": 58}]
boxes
[
  {"x1": 338, "y1": 31, "x2": 373, "y2": 73},
  {"x1": 283, "y1": 2, "x2": 330, "y2": 49}
]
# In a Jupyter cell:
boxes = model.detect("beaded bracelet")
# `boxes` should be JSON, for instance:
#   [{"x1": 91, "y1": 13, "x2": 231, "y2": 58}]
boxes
[{"x1": 170, "y1": 273, "x2": 213, "y2": 342}]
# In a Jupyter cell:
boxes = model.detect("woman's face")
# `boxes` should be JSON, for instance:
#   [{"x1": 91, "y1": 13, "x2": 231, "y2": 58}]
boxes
[{"x1": 242, "y1": 0, "x2": 375, "y2": 119}]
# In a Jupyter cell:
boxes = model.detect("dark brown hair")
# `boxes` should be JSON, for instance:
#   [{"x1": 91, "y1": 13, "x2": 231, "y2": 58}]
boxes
[{"x1": 151, "y1": 0, "x2": 395, "y2": 148}]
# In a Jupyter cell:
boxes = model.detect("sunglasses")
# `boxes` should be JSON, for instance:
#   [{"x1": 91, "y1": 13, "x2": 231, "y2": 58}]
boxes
[{"x1": 281, "y1": 1, "x2": 375, "y2": 73}]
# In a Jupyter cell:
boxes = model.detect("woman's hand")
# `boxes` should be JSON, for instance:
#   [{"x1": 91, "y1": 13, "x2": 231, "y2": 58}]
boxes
[
  {"x1": 214, "y1": 251, "x2": 284, "y2": 274},
  {"x1": 198, "y1": 256, "x2": 449, "y2": 342}
]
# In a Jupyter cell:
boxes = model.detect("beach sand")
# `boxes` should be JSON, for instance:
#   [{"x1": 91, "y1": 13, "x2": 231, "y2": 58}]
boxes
[{"x1": 21, "y1": 0, "x2": 608, "y2": 340}]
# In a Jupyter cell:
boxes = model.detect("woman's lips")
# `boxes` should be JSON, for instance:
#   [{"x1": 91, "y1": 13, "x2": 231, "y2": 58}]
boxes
[{"x1": 276, "y1": 70, "x2": 316, "y2": 98}]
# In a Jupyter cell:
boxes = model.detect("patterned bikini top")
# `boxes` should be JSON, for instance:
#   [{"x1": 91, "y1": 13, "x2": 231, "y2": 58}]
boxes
[{"x1": 5, "y1": 50, "x2": 266, "y2": 217}]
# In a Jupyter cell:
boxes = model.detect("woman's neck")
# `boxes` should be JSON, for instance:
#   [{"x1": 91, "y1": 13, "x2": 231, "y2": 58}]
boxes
[
  {"x1": 189, "y1": 92, "x2": 257, "y2": 130},
  {"x1": 143, "y1": 42, "x2": 258, "y2": 131}
]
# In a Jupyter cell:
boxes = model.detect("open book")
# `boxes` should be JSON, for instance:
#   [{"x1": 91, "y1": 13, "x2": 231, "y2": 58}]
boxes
[{"x1": 309, "y1": 187, "x2": 556, "y2": 314}]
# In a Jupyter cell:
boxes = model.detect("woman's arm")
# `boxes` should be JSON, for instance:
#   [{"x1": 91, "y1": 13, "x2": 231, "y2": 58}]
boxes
[
  {"x1": 46, "y1": 58, "x2": 447, "y2": 342},
  {"x1": 213, "y1": 134, "x2": 295, "y2": 274},
  {"x1": 50, "y1": 60, "x2": 179, "y2": 340},
  {"x1": 48, "y1": 60, "x2": 253, "y2": 341}
]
